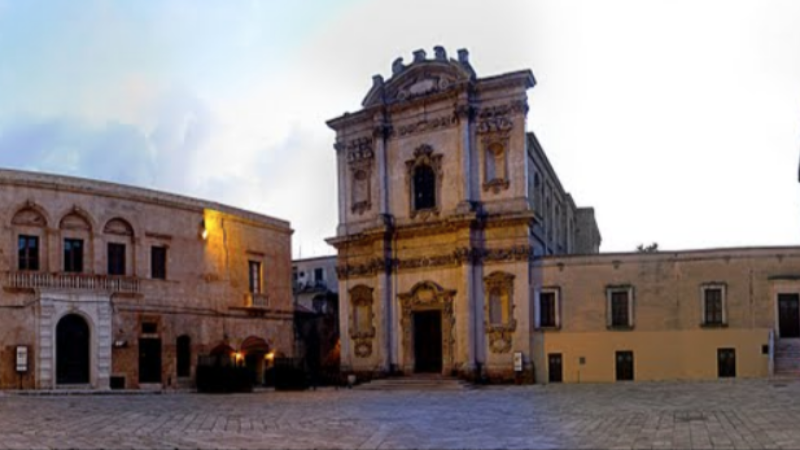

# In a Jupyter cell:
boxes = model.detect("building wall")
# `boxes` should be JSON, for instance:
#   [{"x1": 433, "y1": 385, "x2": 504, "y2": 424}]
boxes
[
  {"x1": 0, "y1": 169, "x2": 293, "y2": 389},
  {"x1": 532, "y1": 248, "x2": 800, "y2": 383}
]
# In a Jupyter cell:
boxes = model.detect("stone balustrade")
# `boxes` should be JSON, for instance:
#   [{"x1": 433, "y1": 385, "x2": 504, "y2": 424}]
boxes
[{"x1": 6, "y1": 271, "x2": 140, "y2": 294}]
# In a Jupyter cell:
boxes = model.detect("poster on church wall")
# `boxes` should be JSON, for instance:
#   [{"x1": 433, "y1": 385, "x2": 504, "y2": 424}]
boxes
[
  {"x1": 15, "y1": 346, "x2": 27, "y2": 373},
  {"x1": 514, "y1": 352, "x2": 523, "y2": 372}
]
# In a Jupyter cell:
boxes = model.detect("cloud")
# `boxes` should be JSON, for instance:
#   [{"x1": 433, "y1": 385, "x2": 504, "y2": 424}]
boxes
[{"x1": 0, "y1": 117, "x2": 155, "y2": 185}]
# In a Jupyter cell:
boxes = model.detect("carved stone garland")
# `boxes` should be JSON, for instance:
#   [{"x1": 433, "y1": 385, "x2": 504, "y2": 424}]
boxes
[
  {"x1": 405, "y1": 144, "x2": 444, "y2": 220},
  {"x1": 399, "y1": 281, "x2": 457, "y2": 374},
  {"x1": 483, "y1": 271, "x2": 517, "y2": 354},
  {"x1": 348, "y1": 285, "x2": 376, "y2": 358}
]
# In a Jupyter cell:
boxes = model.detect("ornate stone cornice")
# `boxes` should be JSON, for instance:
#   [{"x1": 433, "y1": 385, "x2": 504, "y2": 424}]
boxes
[
  {"x1": 340, "y1": 136, "x2": 374, "y2": 163},
  {"x1": 394, "y1": 113, "x2": 459, "y2": 139},
  {"x1": 477, "y1": 100, "x2": 528, "y2": 118},
  {"x1": 336, "y1": 245, "x2": 536, "y2": 279}
]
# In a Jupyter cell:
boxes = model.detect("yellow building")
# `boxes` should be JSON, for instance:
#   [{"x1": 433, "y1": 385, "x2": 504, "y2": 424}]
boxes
[{"x1": 535, "y1": 248, "x2": 800, "y2": 383}]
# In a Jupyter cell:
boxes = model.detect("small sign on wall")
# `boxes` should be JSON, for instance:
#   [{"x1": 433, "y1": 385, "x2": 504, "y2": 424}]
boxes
[
  {"x1": 513, "y1": 352, "x2": 523, "y2": 372},
  {"x1": 15, "y1": 346, "x2": 28, "y2": 373}
]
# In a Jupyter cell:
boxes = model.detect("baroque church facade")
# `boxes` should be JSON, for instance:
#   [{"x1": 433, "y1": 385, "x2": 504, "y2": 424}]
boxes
[
  {"x1": 327, "y1": 47, "x2": 601, "y2": 381},
  {"x1": 329, "y1": 48, "x2": 800, "y2": 383}
]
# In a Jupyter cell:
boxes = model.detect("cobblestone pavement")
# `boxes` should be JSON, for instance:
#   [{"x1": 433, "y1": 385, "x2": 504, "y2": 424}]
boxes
[{"x1": 1, "y1": 379, "x2": 800, "y2": 449}]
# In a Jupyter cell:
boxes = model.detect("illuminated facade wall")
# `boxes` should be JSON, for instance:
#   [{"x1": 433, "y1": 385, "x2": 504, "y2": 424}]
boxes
[{"x1": 0, "y1": 169, "x2": 293, "y2": 389}]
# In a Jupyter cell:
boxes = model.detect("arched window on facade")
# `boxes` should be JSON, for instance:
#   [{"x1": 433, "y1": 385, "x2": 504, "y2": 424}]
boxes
[
  {"x1": 60, "y1": 209, "x2": 92, "y2": 274},
  {"x1": 413, "y1": 164, "x2": 436, "y2": 210},
  {"x1": 104, "y1": 218, "x2": 134, "y2": 276},
  {"x1": 12, "y1": 204, "x2": 48, "y2": 272}
]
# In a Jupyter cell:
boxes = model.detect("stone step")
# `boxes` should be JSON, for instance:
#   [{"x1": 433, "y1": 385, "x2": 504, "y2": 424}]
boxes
[{"x1": 357, "y1": 377, "x2": 472, "y2": 391}]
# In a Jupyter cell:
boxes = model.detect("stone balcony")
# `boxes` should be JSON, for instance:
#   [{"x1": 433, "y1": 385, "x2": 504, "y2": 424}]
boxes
[
  {"x1": 5, "y1": 271, "x2": 141, "y2": 295},
  {"x1": 245, "y1": 292, "x2": 270, "y2": 308}
]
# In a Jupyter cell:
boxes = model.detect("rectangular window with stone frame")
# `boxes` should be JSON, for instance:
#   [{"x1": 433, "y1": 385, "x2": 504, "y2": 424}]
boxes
[
  {"x1": 107, "y1": 242, "x2": 126, "y2": 276},
  {"x1": 607, "y1": 286, "x2": 634, "y2": 329},
  {"x1": 63, "y1": 238, "x2": 84, "y2": 273},
  {"x1": 18, "y1": 235, "x2": 39, "y2": 271},
  {"x1": 249, "y1": 260, "x2": 262, "y2": 294},
  {"x1": 537, "y1": 288, "x2": 560, "y2": 329},
  {"x1": 701, "y1": 284, "x2": 726, "y2": 326}
]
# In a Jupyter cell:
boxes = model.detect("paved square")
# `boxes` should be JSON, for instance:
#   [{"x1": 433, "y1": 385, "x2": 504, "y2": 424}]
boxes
[{"x1": 1, "y1": 380, "x2": 800, "y2": 449}]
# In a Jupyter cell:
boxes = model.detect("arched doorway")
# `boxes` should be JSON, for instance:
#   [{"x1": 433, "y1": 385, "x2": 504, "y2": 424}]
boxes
[
  {"x1": 56, "y1": 314, "x2": 90, "y2": 384},
  {"x1": 241, "y1": 336, "x2": 270, "y2": 386}
]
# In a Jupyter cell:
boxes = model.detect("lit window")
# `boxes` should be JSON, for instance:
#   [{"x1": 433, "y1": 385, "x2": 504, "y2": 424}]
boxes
[{"x1": 249, "y1": 261, "x2": 262, "y2": 294}]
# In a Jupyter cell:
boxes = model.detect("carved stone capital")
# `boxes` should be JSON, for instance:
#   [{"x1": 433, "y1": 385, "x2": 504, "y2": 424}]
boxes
[{"x1": 454, "y1": 103, "x2": 477, "y2": 121}]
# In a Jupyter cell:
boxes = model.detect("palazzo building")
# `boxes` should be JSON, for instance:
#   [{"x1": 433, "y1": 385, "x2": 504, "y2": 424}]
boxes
[
  {"x1": 0, "y1": 169, "x2": 293, "y2": 390},
  {"x1": 327, "y1": 47, "x2": 800, "y2": 383}
]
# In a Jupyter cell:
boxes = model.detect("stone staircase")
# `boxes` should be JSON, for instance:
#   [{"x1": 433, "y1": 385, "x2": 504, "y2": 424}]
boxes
[
  {"x1": 774, "y1": 338, "x2": 800, "y2": 377},
  {"x1": 357, "y1": 374, "x2": 473, "y2": 391}
]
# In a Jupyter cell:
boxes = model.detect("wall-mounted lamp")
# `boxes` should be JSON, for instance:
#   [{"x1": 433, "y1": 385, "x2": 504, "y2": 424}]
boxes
[
  {"x1": 200, "y1": 219, "x2": 208, "y2": 240},
  {"x1": 264, "y1": 351, "x2": 275, "y2": 361}
]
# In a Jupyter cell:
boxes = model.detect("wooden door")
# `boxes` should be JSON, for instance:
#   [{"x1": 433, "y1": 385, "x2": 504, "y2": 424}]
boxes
[
  {"x1": 615, "y1": 351, "x2": 634, "y2": 381},
  {"x1": 414, "y1": 311, "x2": 443, "y2": 373},
  {"x1": 548, "y1": 353, "x2": 563, "y2": 383},
  {"x1": 56, "y1": 314, "x2": 90, "y2": 384},
  {"x1": 778, "y1": 294, "x2": 800, "y2": 338},
  {"x1": 717, "y1": 348, "x2": 736, "y2": 378}
]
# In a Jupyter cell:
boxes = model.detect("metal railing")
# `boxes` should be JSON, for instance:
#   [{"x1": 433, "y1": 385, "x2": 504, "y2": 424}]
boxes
[{"x1": 6, "y1": 271, "x2": 140, "y2": 294}]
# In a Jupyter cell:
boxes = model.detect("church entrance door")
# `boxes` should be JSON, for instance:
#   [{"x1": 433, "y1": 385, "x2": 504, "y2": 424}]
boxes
[
  {"x1": 413, "y1": 310, "x2": 443, "y2": 373},
  {"x1": 56, "y1": 314, "x2": 91, "y2": 385}
]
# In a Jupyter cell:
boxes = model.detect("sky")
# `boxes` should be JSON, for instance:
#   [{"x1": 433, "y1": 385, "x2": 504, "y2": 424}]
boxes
[{"x1": 1, "y1": 0, "x2": 799, "y2": 257}]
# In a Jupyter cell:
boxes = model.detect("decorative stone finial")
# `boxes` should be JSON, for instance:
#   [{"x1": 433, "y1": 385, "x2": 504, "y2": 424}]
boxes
[
  {"x1": 413, "y1": 49, "x2": 427, "y2": 62},
  {"x1": 392, "y1": 57, "x2": 405, "y2": 75},
  {"x1": 457, "y1": 48, "x2": 469, "y2": 64},
  {"x1": 372, "y1": 74, "x2": 384, "y2": 86},
  {"x1": 434, "y1": 46, "x2": 447, "y2": 61}
]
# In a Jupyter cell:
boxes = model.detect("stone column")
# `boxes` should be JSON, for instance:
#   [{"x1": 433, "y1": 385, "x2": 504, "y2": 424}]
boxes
[
  {"x1": 338, "y1": 277, "x2": 353, "y2": 372},
  {"x1": 374, "y1": 122, "x2": 390, "y2": 216},
  {"x1": 456, "y1": 103, "x2": 477, "y2": 213},
  {"x1": 334, "y1": 142, "x2": 348, "y2": 236}
]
